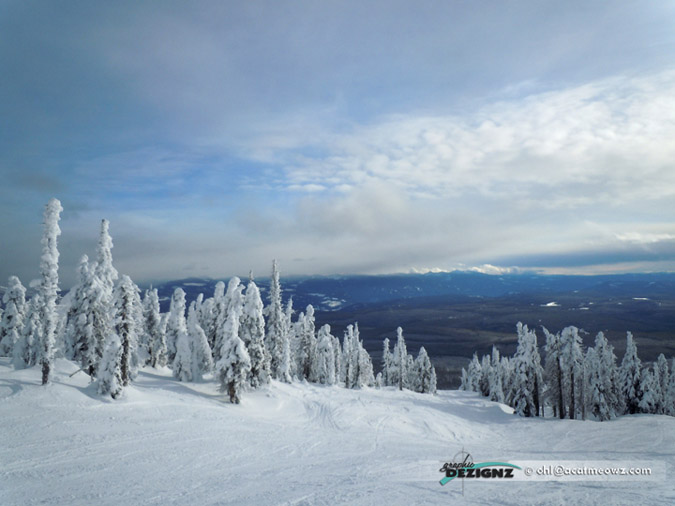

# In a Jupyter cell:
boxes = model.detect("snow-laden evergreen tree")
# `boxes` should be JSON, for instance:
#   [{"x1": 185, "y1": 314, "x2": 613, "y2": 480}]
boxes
[
  {"x1": 637, "y1": 366, "x2": 659, "y2": 414},
  {"x1": 331, "y1": 333, "x2": 342, "y2": 384},
  {"x1": 560, "y1": 325, "x2": 584, "y2": 419},
  {"x1": 510, "y1": 323, "x2": 543, "y2": 417},
  {"x1": 216, "y1": 308, "x2": 251, "y2": 403},
  {"x1": 413, "y1": 346, "x2": 436, "y2": 394},
  {"x1": 618, "y1": 332, "x2": 643, "y2": 415},
  {"x1": 13, "y1": 294, "x2": 41, "y2": 369},
  {"x1": 298, "y1": 304, "x2": 317, "y2": 381},
  {"x1": 341, "y1": 324, "x2": 356, "y2": 387},
  {"x1": 488, "y1": 346, "x2": 504, "y2": 402},
  {"x1": 543, "y1": 327, "x2": 564, "y2": 419},
  {"x1": 166, "y1": 288, "x2": 187, "y2": 364},
  {"x1": 93, "y1": 219, "x2": 119, "y2": 295},
  {"x1": 187, "y1": 301, "x2": 213, "y2": 381},
  {"x1": 466, "y1": 353, "x2": 482, "y2": 393},
  {"x1": 38, "y1": 198, "x2": 63, "y2": 385},
  {"x1": 172, "y1": 328, "x2": 192, "y2": 382},
  {"x1": 585, "y1": 332, "x2": 619, "y2": 421},
  {"x1": 0, "y1": 276, "x2": 27, "y2": 356},
  {"x1": 64, "y1": 255, "x2": 92, "y2": 361},
  {"x1": 143, "y1": 288, "x2": 167, "y2": 368},
  {"x1": 381, "y1": 337, "x2": 392, "y2": 386},
  {"x1": 265, "y1": 261, "x2": 291, "y2": 382},
  {"x1": 214, "y1": 277, "x2": 244, "y2": 365},
  {"x1": 204, "y1": 281, "x2": 225, "y2": 350},
  {"x1": 355, "y1": 325, "x2": 375, "y2": 388},
  {"x1": 654, "y1": 354, "x2": 670, "y2": 415},
  {"x1": 240, "y1": 280, "x2": 269, "y2": 387},
  {"x1": 667, "y1": 358, "x2": 675, "y2": 416},
  {"x1": 392, "y1": 327, "x2": 408, "y2": 390},
  {"x1": 315, "y1": 324, "x2": 336, "y2": 385},
  {"x1": 98, "y1": 334, "x2": 123, "y2": 399},
  {"x1": 479, "y1": 354, "x2": 491, "y2": 397},
  {"x1": 113, "y1": 275, "x2": 140, "y2": 386}
]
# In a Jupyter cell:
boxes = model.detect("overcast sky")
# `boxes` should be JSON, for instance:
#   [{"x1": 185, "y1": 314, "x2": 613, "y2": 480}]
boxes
[{"x1": 1, "y1": 1, "x2": 674, "y2": 288}]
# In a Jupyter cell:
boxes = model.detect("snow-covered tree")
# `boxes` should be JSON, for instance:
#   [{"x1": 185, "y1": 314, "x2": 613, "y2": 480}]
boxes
[
  {"x1": 510, "y1": 323, "x2": 544, "y2": 417},
  {"x1": 265, "y1": 261, "x2": 291, "y2": 382},
  {"x1": 0, "y1": 276, "x2": 27, "y2": 356},
  {"x1": 143, "y1": 288, "x2": 167, "y2": 368},
  {"x1": 38, "y1": 198, "x2": 63, "y2": 385},
  {"x1": 315, "y1": 324, "x2": 336, "y2": 385},
  {"x1": 488, "y1": 346, "x2": 504, "y2": 402},
  {"x1": 93, "y1": 219, "x2": 119, "y2": 295},
  {"x1": 297, "y1": 305, "x2": 317, "y2": 381},
  {"x1": 638, "y1": 367, "x2": 660, "y2": 414},
  {"x1": 172, "y1": 329, "x2": 192, "y2": 382},
  {"x1": 113, "y1": 275, "x2": 140, "y2": 386},
  {"x1": 98, "y1": 334, "x2": 123, "y2": 399},
  {"x1": 187, "y1": 301, "x2": 213, "y2": 381},
  {"x1": 166, "y1": 288, "x2": 187, "y2": 364},
  {"x1": 214, "y1": 277, "x2": 244, "y2": 365},
  {"x1": 240, "y1": 280, "x2": 269, "y2": 388},
  {"x1": 392, "y1": 327, "x2": 408, "y2": 390},
  {"x1": 560, "y1": 326, "x2": 584, "y2": 419},
  {"x1": 543, "y1": 327, "x2": 564, "y2": 419},
  {"x1": 13, "y1": 294, "x2": 41, "y2": 369},
  {"x1": 413, "y1": 346, "x2": 436, "y2": 394},
  {"x1": 215, "y1": 308, "x2": 251, "y2": 403},
  {"x1": 618, "y1": 332, "x2": 643, "y2": 415},
  {"x1": 381, "y1": 337, "x2": 392, "y2": 386},
  {"x1": 654, "y1": 354, "x2": 670, "y2": 415},
  {"x1": 585, "y1": 332, "x2": 619, "y2": 421},
  {"x1": 667, "y1": 358, "x2": 675, "y2": 416},
  {"x1": 466, "y1": 353, "x2": 482, "y2": 393}
]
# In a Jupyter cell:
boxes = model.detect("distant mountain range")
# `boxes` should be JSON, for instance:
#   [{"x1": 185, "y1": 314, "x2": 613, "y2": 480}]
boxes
[{"x1": 148, "y1": 271, "x2": 675, "y2": 313}]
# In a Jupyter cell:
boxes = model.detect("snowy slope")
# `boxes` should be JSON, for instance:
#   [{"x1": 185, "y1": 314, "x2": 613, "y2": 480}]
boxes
[{"x1": 1, "y1": 358, "x2": 673, "y2": 505}]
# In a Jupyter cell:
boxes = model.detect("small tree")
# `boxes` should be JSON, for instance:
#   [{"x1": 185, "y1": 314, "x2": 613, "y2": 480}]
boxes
[
  {"x1": 618, "y1": 332, "x2": 643, "y2": 415},
  {"x1": 98, "y1": 334, "x2": 123, "y2": 399},
  {"x1": 166, "y1": 288, "x2": 187, "y2": 364},
  {"x1": 188, "y1": 301, "x2": 213, "y2": 381},
  {"x1": 315, "y1": 324, "x2": 336, "y2": 385},
  {"x1": 143, "y1": 288, "x2": 167, "y2": 368},
  {"x1": 13, "y1": 295, "x2": 41, "y2": 369}
]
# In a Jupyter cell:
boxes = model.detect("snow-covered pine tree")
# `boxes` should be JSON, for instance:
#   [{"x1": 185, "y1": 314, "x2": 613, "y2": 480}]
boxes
[
  {"x1": 414, "y1": 346, "x2": 436, "y2": 394},
  {"x1": 315, "y1": 324, "x2": 336, "y2": 385},
  {"x1": 560, "y1": 326, "x2": 584, "y2": 419},
  {"x1": 466, "y1": 353, "x2": 482, "y2": 394},
  {"x1": 13, "y1": 294, "x2": 41, "y2": 369},
  {"x1": 214, "y1": 277, "x2": 244, "y2": 365},
  {"x1": 265, "y1": 261, "x2": 291, "y2": 382},
  {"x1": 667, "y1": 358, "x2": 675, "y2": 416},
  {"x1": 98, "y1": 334, "x2": 123, "y2": 399},
  {"x1": 393, "y1": 327, "x2": 408, "y2": 391},
  {"x1": 355, "y1": 325, "x2": 375, "y2": 388},
  {"x1": 172, "y1": 327, "x2": 192, "y2": 382},
  {"x1": 240, "y1": 280, "x2": 269, "y2": 388},
  {"x1": 638, "y1": 367, "x2": 659, "y2": 414},
  {"x1": 331, "y1": 333, "x2": 342, "y2": 384},
  {"x1": 381, "y1": 337, "x2": 392, "y2": 386},
  {"x1": 297, "y1": 304, "x2": 317, "y2": 381},
  {"x1": 38, "y1": 198, "x2": 63, "y2": 385},
  {"x1": 143, "y1": 288, "x2": 167, "y2": 368},
  {"x1": 488, "y1": 346, "x2": 504, "y2": 402},
  {"x1": 510, "y1": 323, "x2": 544, "y2": 417},
  {"x1": 654, "y1": 354, "x2": 669, "y2": 415},
  {"x1": 342, "y1": 324, "x2": 356, "y2": 388},
  {"x1": 215, "y1": 308, "x2": 251, "y2": 403},
  {"x1": 113, "y1": 275, "x2": 140, "y2": 386},
  {"x1": 585, "y1": 332, "x2": 618, "y2": 421},
  {"x1": 64, "y1": 255, "x2": 91, "y2": 361},
  {"x1": 166, "y1": 288, "x2": 187, "y2": 364},
  {"x1": 479, "y1": 354, "x2": 491, "y2": 397},
  {"x1": 543, "y1": 327, "x2": 564, "y2": 419},
  {"x1": 94, "y1": 219, "x2": 119, "y2": 295},
  {"x1": 205, "y1": 281, "x2": 225, "y2": 350},
  {"x1": 618, "y1": 331, "x2": 643, "y2": 415},
  {"x1": 187, "y1": 301, "x2": 213, "y2": 381},
  {"x1": 0, "y1": 276, "x2": 27, "y2": 356}
]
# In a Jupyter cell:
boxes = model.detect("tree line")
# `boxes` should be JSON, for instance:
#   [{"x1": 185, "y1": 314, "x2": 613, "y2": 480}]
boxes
[
  {"x1": 460, "y1": 322, "x2": 675, "y2": 419},
  {"x1": 0, "y1": 199, "x2": 437, "y2": 402}
]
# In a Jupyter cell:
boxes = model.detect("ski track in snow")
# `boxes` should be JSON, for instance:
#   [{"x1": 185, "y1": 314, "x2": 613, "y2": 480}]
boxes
[{"x1": 0, "y1": 358, "x2": 673, "y2": 506}]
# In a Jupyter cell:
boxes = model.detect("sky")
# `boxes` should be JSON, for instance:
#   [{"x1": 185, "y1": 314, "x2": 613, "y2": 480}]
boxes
[{"x1": 1, "y1": 0, "x2": 674, "y2": 288}]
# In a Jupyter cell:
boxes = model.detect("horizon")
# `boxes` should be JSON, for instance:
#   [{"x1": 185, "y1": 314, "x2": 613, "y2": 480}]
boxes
[{"x1": 1, "y1": 2, "x2": 674, "y2": 287}]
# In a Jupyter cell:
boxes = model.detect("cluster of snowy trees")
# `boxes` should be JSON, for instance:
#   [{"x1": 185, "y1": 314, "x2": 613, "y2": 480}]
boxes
[
  {"x1": 0, "y1": 199, "x2": 437, "y2": 403},
  {"x1": 461, "y1": 322, "x2": 675, "y2": 420}
]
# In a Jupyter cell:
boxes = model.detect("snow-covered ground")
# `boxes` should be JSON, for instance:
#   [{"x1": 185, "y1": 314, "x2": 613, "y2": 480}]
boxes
[{"x1": 1, "y1": 358, "x2": 673, "y2": 505}]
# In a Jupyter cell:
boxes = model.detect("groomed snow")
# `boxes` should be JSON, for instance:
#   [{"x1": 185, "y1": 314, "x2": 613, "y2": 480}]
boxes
[{"x1": 1, "y1": 358, "x2": 673, "y2": 505}]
